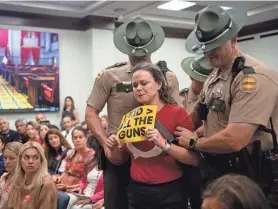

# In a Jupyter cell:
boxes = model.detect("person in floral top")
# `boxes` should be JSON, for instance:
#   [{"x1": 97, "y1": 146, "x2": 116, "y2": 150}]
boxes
[{"x1": 53, "y1": 126, "x2": 95, "y2": 192}]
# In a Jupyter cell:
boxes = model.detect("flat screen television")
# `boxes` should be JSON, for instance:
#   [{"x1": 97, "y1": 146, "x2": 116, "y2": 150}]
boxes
[{"x1": 0, "y1": 29, "x2": 60, "y2": 113}]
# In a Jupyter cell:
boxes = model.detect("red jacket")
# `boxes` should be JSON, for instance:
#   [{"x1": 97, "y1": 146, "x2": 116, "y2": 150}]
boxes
[{"x1": 80, "y1": 171, "x2": 104, "y2": 202}]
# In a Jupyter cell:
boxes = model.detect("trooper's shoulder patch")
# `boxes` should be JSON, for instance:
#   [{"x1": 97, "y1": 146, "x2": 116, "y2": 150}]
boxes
[
  {"x1": 95, "y1": 71, "x2": 104, "y2": 81},
  {"x1": 240, "y1": 74, "x2": 259, "y2": 93},
  {"x1": 106, "y1": 62, "x2": 127, "y2": 70}
]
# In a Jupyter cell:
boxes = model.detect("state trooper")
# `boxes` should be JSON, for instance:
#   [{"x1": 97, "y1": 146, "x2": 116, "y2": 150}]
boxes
[
  {"x1": 174, "y1": 5, "x2": 278, "y2": 207},
  {"x1": 85, "y1": 16, "x2": 182, "y2": 209}
]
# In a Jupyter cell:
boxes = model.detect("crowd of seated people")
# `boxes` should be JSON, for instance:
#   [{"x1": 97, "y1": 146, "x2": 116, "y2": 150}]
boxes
[
  {"x1": 0, "y1": 92, "x2": 271, "y2": 209},
  {"x1": 0, "y1": 96, "x2": 107, "y2": 209}
]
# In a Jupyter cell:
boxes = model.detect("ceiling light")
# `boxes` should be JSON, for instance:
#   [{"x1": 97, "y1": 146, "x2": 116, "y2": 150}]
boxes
[
  {"x1": 157, "y1": 0, "x2": 196, "y2": 11},
  {"x1": 221, "y1": 6, "x2": 232, "y2": 10}
]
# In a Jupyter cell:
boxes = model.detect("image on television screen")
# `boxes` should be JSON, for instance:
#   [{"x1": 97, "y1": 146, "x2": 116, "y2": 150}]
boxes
[{"x1": 0, "y1": 29, "x2": 60, "y2": 113}]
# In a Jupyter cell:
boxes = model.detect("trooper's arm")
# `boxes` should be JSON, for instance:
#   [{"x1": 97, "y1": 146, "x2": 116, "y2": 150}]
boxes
[
  {"x1": 85, "y1": 106, "x2": 107, "y2": 147},
  {"x1": 195, "y1": 123, "x2": 258, "y2": 153},
  {"x1": 86, "y1": 70, "x2": 111, "y2": 146},
  {"x1": 180, "y1": 71, "x2": 276, "y2": 153}
]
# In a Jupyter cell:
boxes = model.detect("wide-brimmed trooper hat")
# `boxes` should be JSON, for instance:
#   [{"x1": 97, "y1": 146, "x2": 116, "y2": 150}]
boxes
[
  {"x1": 114, "y1": 16, "x2": 165, "y2": 57},
  {"x1": 181, "y1": 55, "x2": 213, "y2": 82},
  {"x1": 185, "y1": 5, "x2": 247, "y2": 54},
  {"x1": 179, "y1": 88, "x2": 189, "y2": 95}
]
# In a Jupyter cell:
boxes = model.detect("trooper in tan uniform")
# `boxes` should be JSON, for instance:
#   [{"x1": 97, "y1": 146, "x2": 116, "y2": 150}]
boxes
[
  {"x1": 174, "y1": 5, "x2": 278, "y2": 206},
  {"x1": 179, "y1": 88, "x2": 189, "y2": 109},
  {"x1": 181, "y1": 55, "x2": 213, "y2": 114},
  {"x1": 85, "y1": 16, "x2": 182, "y2": 209},
  {"x1": 181, "y1": 55, "x2": 213, "y2": 209}
]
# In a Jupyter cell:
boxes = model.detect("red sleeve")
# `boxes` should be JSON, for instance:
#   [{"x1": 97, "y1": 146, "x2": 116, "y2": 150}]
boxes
[{"x1": 177, "y1": 108, "x2": 195, "y2": 131}]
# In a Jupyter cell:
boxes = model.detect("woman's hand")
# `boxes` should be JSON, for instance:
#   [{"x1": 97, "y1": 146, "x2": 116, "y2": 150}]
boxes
[
  {"x1": 146, "y1": 128, "x2": 167, "y2": 150},
  {"x1": 67, "y1": 185, "x2": 80, "y2": 193},
  {"x1": 56, "y1": 184, "x2": 68, "y2": 191},
  {"x1": 53, "y1": 175, "x2": 62, "y2": 184},
  {"x1": 75, "y1": 198, "x2": 91, "y2": 206},
  {"x1": 92, "y1": 199, "x2": 104, "y2": 209},
  {"x1": 105, "y1": 134, "x2": 119, "y2": 150}
]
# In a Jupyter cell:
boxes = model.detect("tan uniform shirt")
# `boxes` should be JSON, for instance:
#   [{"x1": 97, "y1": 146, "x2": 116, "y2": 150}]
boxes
[
  {"x1": 186, "y1": 86, "x2": 199, "y2": 114},
  {"x1": 87, "y1": 62, "x2": 182, "y2": 134},
  {"x1": 198, "y1": 53, "x2": 278, "y2": 151}
]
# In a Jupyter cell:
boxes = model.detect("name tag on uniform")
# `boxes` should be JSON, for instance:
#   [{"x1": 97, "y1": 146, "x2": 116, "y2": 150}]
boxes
[{"x1": 115, "y1": 82, "x2": 133, "y2": 93}]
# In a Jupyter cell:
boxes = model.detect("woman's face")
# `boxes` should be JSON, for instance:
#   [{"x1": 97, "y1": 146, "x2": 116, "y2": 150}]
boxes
[
  {"x1": 27, "y1": 125, "x2": 38, "y2": 139},
  {"x1": 132, "y1": 70, "x2": 161, "y2": 105},
  {"x1": 21, "y1": 147, "x2": 41, "y2": 175},
  {"x1": 48, "y1": 134, "x2": 61, "y2": 149},
  {"x1": 72, "y1": 130, "x2": 87, "y2": 150},
  {"x1": 202, "y1": 197, "x2": 227, "y2": 209},
  {"x1": 4, "y1": 149, "x2": 18, "y2": 173},
  {"x1": 39, "y1": 125, "x2": 49, "y2": 140},
  {"x1": 65, "y1": 98, "x2": 72, "y2": 107}
]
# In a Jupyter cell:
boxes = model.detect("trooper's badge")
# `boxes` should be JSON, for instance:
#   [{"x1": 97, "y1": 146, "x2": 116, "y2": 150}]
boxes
[
  {"x1": 240, "y1": 75, "x2": 259, "y2": 93},
  {"x1": 215, "y1": 85, "x2": 223, "y2": 98},
  {"x1": 95, "y1": 71, "x2": 104, "y2": 81}
]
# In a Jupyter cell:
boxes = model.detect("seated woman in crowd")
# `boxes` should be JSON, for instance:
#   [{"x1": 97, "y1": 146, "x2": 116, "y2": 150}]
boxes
[
  {"x1": 53, "y1": 127, "x2": 95, "y2": 192},
  {"x1": 100, "y1": 115, "x2": 108, "y2": 134},
  {"x1": 67, "y1": 139, "x2": 104, "y2": 209},
  {"x1": 202, "y1": 174, "x2": 270, "y2": 209},
  {"x1": 39, "y1": 122, "x2": 50, "y2": 147},
  {"x1": 106, "y1": 63, "x2": 199, "y2": 209},
  {"x1": 8, "y1": 141, "x2": 57, "y2": 209},
  {"x1": 0, "y1": 142, "x2": 23, "y2": 209},
  {"x1": 0, "y1": 136, "x2": 6, "y2": 176},
  {"x1": 26, "y1": 121, "x2": 43, "y2": 145},
  {"x1": 44, "y1": 128, "x2": 72, "y2": 175}
]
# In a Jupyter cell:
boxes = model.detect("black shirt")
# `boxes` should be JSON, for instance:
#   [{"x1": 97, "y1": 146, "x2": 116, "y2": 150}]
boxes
[{"x1": 0, "y1": 130, "x2": 20, "y2": 144}]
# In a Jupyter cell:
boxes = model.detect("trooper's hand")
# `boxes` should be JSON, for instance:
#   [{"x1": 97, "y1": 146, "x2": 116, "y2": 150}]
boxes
[
  {"x1": 195, "y1": 125, "x2": 204, "y2": 137},
  {"x1": 105, "y1": 134, "x2": 119, "y2": 150},
  {"x1": 174, "y1": 126, "x2": 196, "y2": 149}
]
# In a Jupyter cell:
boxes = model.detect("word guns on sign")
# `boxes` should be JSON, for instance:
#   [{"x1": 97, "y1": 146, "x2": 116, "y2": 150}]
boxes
[{"x1": 117, "y1": 105, "x2": 157, "y2": 144}]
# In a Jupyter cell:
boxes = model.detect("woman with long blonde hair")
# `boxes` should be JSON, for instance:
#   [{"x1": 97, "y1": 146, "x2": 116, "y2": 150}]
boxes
[
  {"x1": 8, "y1": 142, "x2": 57, "y2": 209},
  {"x1": 0, "y1": 142, "x2": 23, "y2": 209}
]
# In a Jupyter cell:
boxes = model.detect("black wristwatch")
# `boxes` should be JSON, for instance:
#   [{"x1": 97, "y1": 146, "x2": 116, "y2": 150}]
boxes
[{"x1": 188, "y1": 138, "x2": 197, "y2": 151}]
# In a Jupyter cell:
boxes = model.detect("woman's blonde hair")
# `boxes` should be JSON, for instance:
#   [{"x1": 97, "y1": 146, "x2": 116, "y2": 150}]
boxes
[
  {"x1": 4, "y1": 142, "x2": 23, "y2": 155},
  {"x1": 13, "y1": 141, "x2": 49, "y2": 190},
  {"x1": 26, "y1": 121, "x2": 40, "y2": 130}
]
